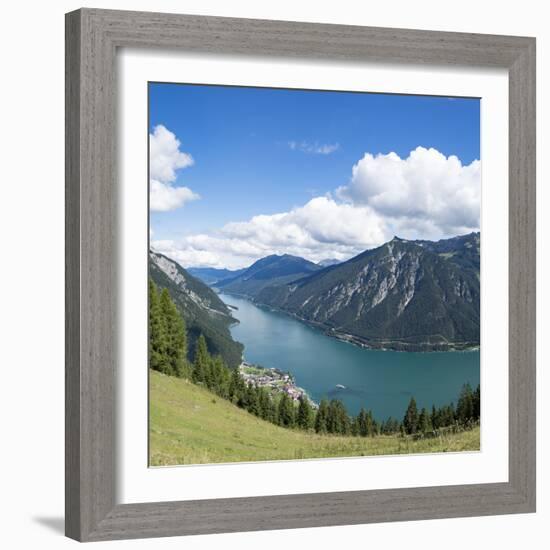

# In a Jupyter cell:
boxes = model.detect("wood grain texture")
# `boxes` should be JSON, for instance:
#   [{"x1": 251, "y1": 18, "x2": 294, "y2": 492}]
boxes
[
  {"x1": 65, "y1": 10, "x2": 81, "y2": 541},
  {"x1": 507, "y1": 40, "x2": 536, "y2": 509},
  {"x1": 66, "y1": 8, "x2": 117, "y2": 540},
  {"x1": 65, "y1": 8, "x2": 536, "y2": 542}
]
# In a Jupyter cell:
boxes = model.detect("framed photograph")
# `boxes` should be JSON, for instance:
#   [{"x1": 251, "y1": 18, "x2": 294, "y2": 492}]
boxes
[{"x1": 65, "y1": 8, "x2": 536, "y2": 542}]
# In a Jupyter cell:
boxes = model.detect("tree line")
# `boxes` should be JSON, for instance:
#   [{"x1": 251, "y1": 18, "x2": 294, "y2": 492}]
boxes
[
  {"x1": 150, "y1": 279, "x2": 481, "y2": 438},
  {"x1": 149, "y1": 279, "x2": 188, "y2": 378},
  {"x1": 401, "y1": 382, "x2": 480, "y2": 437}
]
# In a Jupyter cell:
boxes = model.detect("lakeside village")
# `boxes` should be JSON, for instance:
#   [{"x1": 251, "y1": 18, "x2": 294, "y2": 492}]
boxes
[{"x1": 238, "y1": 362, "x2": 318, "y2": 409}]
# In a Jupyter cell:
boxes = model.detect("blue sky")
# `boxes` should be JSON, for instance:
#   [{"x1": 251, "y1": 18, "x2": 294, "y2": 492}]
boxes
[{"x1": 149, "y1": 83, "x2": 480, "y2": 269}]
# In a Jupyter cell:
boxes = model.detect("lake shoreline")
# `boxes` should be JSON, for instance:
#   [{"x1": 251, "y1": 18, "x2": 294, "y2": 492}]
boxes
[
  {"x1": 219, "y1": 290, "x2": 480, "y2": 354},
  {"x1": 239, "y1": 362, "x2": 318, "y2": 408},
  {"x1": 218, "y1": 291, "x2": 480, "y2": 419}
]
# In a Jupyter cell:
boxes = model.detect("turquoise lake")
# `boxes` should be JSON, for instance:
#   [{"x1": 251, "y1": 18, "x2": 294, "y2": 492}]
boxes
[{"x1": 219, "y1": 293, "x2": 480, "y2": 421}]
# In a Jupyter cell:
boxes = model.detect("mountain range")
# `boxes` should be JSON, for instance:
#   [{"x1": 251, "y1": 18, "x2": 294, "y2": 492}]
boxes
[
  {"x1": 154, "y1": 232, "x2": 480, "y2": 355},
  {"x1": 255, "y1": 233, "x2": 480, "y2": 350},
  {"x1": 214, "y1": 254, "x2": 322, "y2": 298},
  {"x1": 188, "y1": 266, "x2": 247, "y2": 285}
]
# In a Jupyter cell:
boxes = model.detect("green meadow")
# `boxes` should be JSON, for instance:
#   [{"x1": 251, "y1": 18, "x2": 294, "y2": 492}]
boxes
[{"x1": 149, "y1": 370, "x2": 480, "y2": 466}]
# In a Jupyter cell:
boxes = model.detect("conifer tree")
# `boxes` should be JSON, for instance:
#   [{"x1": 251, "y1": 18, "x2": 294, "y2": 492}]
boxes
[
  {"x1": 297, "y1": 395, "x2": 314, "y2": 430},
  {"x1": 148, "y1": 279, "x2": 168, "y2": 374},
  {"x1": 473, "y1": 384, "x2": 481, "y2": 421},
  {"x1": 314, "y1": 399, "x2": 329, "y2": 434},
  {"x1": 456, "y1": 383, "x2": 474, "y2": 425},
  {"x1": 257, "y1": 388, "x2": 271, "y2": 421},
  {"x1": 262, "y1": 391, "x2": 277, "y2": 423},
  {"x1": 192, "y1": 334, "x2": 210, "y2": 384},
  {"x1": 439, "y1": 403, "x2": 456, "y2": 427},
  {"x1": 277, "y1": 393, "x2": 295, "y2": 427},
  {"x1": 326, "y1": 400, "x2": 339, "y2": 434},
  {"x1": 366, "y1": 410, "x2": 375, "y2": 437},
  {"x1": 209, "y1": 355, "x2": 227, "y2": 397},
  {"x1": 418, "y1": 407, "x2": 431, "y2": 434},
  {"x1": 351, "y1": 416, "x2": 360, "y2": 436},
  {"x1": 228, "y1": 366, "x2": 245, "y2": 404},
  {"x1": 159, "y1": 288, "x2": 188, "y2": 377},
  {"x1": 245, "y1": 384, "x2": 261, "y2": 416},
  {"x1": 382, "y1": 417, "x2": 399, "y2": 434},
  {"x1": 403, "y1": 397, "x2": 419, "y2": 435},
  {"x1": 431, "y1": 404, "x2": 439, "y2": 430},
  {"x1": 356, "y1": 408, "x2": 368, "y2": 437},
  {"x1": 450, "y1": 397, "x2": 459, "y2": 426},
  {"x1": 327, "y1": 400, "x2": 350, "y2": 434}
]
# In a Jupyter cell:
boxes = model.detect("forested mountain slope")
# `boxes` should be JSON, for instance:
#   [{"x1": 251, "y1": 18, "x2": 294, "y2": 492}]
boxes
[
  {"x1": 216, "y1": 253, "x2": 322, "y2": 297},
  {"x1": 149, "y1": 250, "x2": 243, "y2": 367},
  {"x1": 256, "y1": 234, "x2": 480, "y2": 351}
]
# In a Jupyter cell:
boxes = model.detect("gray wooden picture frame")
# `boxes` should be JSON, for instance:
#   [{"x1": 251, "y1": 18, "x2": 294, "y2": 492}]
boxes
[{"x1": 65, "y1": 8, "x2": 536, "y2": 542}]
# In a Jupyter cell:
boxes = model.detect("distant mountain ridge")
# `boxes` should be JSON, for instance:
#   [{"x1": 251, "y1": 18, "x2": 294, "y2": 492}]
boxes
[
  {"x1": 317, "y1": 258, "x2": 342, "y2": 267},
  {"x1": 152, "y1": 232, "x2": 480, "y2": 353},
  {"x1": 256, "y1": 233, "x2": 480, "y2": 351},
  {"x1": 188, "y1": 266, "x2": 247, "y2": 285},
  {"x1": 215, "y1": 254, "x2": 322, "y2": 297},
  {"x1": 149, "y1": 251, "x2": 243, "y2": 368}
]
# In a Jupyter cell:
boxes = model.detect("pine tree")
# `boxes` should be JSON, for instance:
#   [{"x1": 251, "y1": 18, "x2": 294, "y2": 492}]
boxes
[
  {"x1": 297, "y1": 395, "x2": 314, "y2": 430},
  {"x1": 192, "y1": 334, "x2": 210, "y2": 384},
  {"x1": 418, "y1": 407, "x2": 431, "y2": 434},
  {"x1": 457, "y1": 383, "x2": 474, "y2": 425},
  {"x1": 431, "y1": 404, "x2": 439, "y2": 430},
  {"x1": 382, "y1": 417, "x2": 399, "y2": 434},
  {"x1": 439, "y1": 404, "x2": 456, "y2": 427},
  {"x1": 245, "y1": 384, "x2": 260, "y2": 416},
  {"x1": 314, "y1": 399, "x2": 329, "y2": 434},
  {"x1": 277, "y1": 393, "x2": 295, "y2": 428},
  {"x1": 263, "y1": 392, "x2": 277, "y2": 424},
  {"x1": 366, "y1": 410, "x2": 375, "y2": 437},
  {"x1": 403, "y1": 397, "x2": 419, "y2": 435},
  {"x1": 326, "y1": 400, "x2": 339, "y2": 433},
  {"x1": 159, "y1": 288, "x2": 188, "y2": 377},
  {"x1": 473, "y1": 384, "x2": 481, "y2": 421},
  {"x1": 228, "y1": 367, "x2": 245, "y2": 404},
  {"x1": 148, "y1": 279, "x2": 168, "y2": 374},
  {"x1": 356, "y1": 408, "x2": 368, "y2": 437},
  {"x1": 209, "y1": 355, "x2": 227, "y2": 397},
  {"x1": 351, "y1": 416, "x2": 360, "y2": 436},
  {"x1": 327, "y1": 400, "x2": 350, "y2": 434},
  {"x1": 257, "y1": 388, "x2": 270, "y2": 421}
]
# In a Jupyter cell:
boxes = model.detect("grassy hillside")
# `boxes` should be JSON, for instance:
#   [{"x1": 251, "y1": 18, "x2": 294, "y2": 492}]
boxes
[{"x1": 149, "y1": 370, "x2": 480, "y2": 466}]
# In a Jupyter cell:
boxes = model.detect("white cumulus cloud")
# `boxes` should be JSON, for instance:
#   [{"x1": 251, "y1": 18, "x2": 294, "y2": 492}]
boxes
[
  {"x1": 149, "y1": 125, "x2": 198, "y2": 212},
  {"x1": 150, "y1": 125, "x2": 194, "y2": 182},
  {"x1": 150, "y1": 179, "x2": 199, "y2": 212},
  {"x1": 152, "y1": 196, "x2": 387, "y2": 269},
  {"x1": 337, "y1": 146, "x2": 480, "y2": 237},
  {"x1": 153, "y1": 146, "x2": 480, "y2": 269}
]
